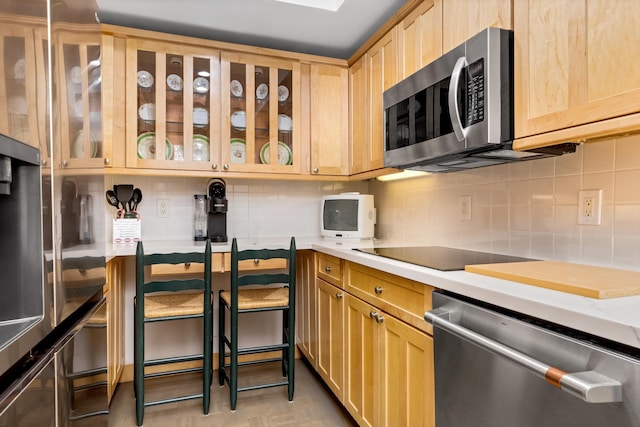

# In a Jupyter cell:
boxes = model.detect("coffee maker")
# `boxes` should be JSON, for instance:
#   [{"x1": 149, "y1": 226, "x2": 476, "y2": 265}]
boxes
[{"x1": 207, "y1": 178, "x2": 227, "y2": 242}]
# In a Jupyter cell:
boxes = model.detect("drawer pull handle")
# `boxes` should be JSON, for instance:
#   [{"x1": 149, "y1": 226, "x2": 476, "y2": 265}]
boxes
[
  {"x1": 335, "y1": 292, "x2": 343, "y2": 300},
  {"x1": 374, "y1": 286, "x2": 383, "y2": 294},
  {"x1": 184, "y1": 262, "x2": 191, "y2": 268},
  {"x1": 325, "y1": 266, "x2": 332, "y2": 273},
  {"x1": 253, "y1": 259, "x2": 260, "y2": 265}
]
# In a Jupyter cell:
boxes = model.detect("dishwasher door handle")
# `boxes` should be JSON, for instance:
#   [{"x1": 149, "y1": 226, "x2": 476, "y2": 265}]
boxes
[{"x1": 425, "y1": 308, "x2": 623, "y2": 404}]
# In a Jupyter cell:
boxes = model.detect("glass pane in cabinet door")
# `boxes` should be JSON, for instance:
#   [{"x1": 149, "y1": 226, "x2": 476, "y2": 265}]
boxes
[
  {"x1": 165, "y1": 53, "x2": 184, "y2": 161},
  {"x1": 192, "y1": 57, "x2": 211, "y2": 163},
  {"x1": 86, "y1": 44, "x2": 102, "y2": 158},
  {"x1": 255, "y1": 64, "x2": 270, "y2": 165},
  {"x1": 277, "y1": 68, "x2": 293, "y2": 166},
  {"x1": 3, "y1": 36, "x2": 30, "y2": 145},
  {"x1": 229, "y1": 62, "x2": 247, "y2": 164},
  {"x1": 62, "y1": 44, "x2": 102, "y2": 159},
  {"x1": 136, "y1": 50, "x2": 158, "y2": 159}
]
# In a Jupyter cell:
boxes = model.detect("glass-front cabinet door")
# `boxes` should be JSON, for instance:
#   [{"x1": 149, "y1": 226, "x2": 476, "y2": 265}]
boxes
[
  {"x1": 221, "y1": 52, "x2": 301, "y2": 173},
  {"x1": 57, "y1": 31, "x2": 103, "y2": 169},
  {"x1": 0, "y1": 22, "x2": 45, "y2": 159},
  {"x1": 125, "y1": 38, "x2": 220, "y2": 171}
]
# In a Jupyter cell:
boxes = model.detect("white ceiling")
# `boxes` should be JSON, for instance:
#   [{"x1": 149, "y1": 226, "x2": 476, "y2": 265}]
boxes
[{"x1": 96, "y1": 0, "x2": 408, "y2": 59}]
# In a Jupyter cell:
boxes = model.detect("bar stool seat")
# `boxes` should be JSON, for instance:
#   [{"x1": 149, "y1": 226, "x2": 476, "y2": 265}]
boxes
[
  {"x1": 143, "y1": 292, "x2": 205, "y2": 318},
  {"x1": 219, "y1": 287, "x2": 289, "y2": 310}
]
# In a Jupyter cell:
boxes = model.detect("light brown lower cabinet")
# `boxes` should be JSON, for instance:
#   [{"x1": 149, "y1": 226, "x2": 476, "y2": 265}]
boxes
[
  {"x1": 295, "y1": 250, "x2": 317, "y2": 368},
  {"x1": 316, "y1": 278, "x2": 345, "y2": 400},
  {"x1": 299, "y1": 255, "x2": 435, "y2": 427},
  {"x1": 344, "y1": 294, "x2": 434, "y2": 427},
  {"x1": 106, "y1": 257, "x2": 125, "y2": 403}
]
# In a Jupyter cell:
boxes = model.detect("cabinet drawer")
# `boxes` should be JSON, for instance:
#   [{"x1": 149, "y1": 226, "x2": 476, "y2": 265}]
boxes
[
  {"x1": 346, "y1": 262, "x2": 433, "y2": 333},
  {"x1": 223, "y1": 256, "x2": 287, "y2": 272},
  {"x1": 317, "y1": 253, "x2": 343, "y2": 288},
  {"x1": 150, "y1": 253, "x2": 225, "y2": 275}
]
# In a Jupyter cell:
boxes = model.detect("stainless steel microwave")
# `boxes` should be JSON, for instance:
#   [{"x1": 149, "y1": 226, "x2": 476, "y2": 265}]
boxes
[{"x1": 383, "y1": 27, "x2": 575, "y2": 172}]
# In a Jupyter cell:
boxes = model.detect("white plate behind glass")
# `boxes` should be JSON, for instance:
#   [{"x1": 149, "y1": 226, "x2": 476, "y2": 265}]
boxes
[
  {"x1": 229, "y1": 138, "x2": 246, "y2": 163},
  {"x1": 193, "y1": 135, "x2": 210, "y2": 161},
  {"x1": 137, "y1": 70, "x2": 154, "y2": 88}
]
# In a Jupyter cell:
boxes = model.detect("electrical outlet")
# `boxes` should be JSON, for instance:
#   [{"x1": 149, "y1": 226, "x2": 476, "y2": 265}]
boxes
[
  {"x1": 157, "y1": 199, "x2": 170, "y2": 218},
  {"x1": 578, "y1": 190, "x2": 602, "y2": 225},
  {"x1": 460, "y1": 195, "x2": 471, "y2": 220}
]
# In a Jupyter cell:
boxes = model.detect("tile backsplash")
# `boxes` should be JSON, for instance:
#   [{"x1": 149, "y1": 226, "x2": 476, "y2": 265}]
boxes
[
  {"x1": 104, "y1": 176, "x2": 368, "y2": 242},
  {"x1": 105, "y1": 135, "x2": 639, "y2": 271},
  {"x1": 370, "y1": 134, "x2": 640, "y2": 271}
]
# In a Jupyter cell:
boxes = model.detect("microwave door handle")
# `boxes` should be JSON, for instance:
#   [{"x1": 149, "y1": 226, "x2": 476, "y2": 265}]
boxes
[{"x1": 448, "y1": 56, "x2": 468, "y2": 142}]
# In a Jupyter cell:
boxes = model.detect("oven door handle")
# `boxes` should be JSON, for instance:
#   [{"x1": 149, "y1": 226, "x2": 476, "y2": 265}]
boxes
[{"x1": 425, "y1": 308, "x2": 623, "y2": 403}]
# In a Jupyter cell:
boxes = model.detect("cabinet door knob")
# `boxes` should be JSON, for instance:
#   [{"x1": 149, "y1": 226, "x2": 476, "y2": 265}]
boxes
[
  {"x1": 104, "y1": 157, "x2": 110, "y2": 165},
  {"x1": 374, "y1": 286, "x2": 383, "y2": 294},
  {"x1": 335, "y1": 292, "x2": 343, "y2": 300},
  {"x1": 223, "y1": 164, "x2": 229, "y2": 170},
  {"x1": 253, "y1": 259, "x2": 260, "y2": 264},
  {"x1": 62, "y1": 160, "x2": 68, "y2": 167},
  {"x1": 212, "y1": 163, "x2": 218, "y2": 170},
  {"x1": 313, "y1": 167, "x2": 319, "y2": 174},
  {"x1": 41, "y1": 159, "x2": 47, "y2": 166},
  {"x1": 369, "y1": 311, "x2": 378, "y2": 319},
  {"x1": 374, "y1": 314, "x2": 384, "y2": 323},
  {"x1": 324, "y1": 266, "x2": 332, "y2": 272}
]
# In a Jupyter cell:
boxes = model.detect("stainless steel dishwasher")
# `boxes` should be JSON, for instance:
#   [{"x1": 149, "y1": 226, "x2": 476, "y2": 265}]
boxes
[{"x1": 425, "y1": 291, "x2": 640, "y2": 427}]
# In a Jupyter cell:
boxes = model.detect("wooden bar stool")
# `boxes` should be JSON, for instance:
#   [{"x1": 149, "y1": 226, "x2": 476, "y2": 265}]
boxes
[
  {"x1": 218, "y1": 237, "x2": 296, "y2": 410},
  {"x1": 134, "y1": 240, "x2": 212, "y2": 426}
]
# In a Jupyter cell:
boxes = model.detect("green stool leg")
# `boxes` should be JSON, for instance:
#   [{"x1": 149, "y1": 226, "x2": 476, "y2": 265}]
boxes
[
  {"x1": 134, "y1": 302, "x2": 144, "y2": 425},
  {"x1": 230, "y1": 303, "x2": 238, "y2": 410},
  {"x1": 218, "y1": 293, "x2": 225, "y2": 386},
  {"x1": 203, "y1": 294, "x2": 212, "y2": 414}
]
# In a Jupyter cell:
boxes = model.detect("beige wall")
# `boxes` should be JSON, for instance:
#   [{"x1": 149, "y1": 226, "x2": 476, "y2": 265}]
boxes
[{"x1": 370, "y1": 134, "x2": 640, "y2": 271}]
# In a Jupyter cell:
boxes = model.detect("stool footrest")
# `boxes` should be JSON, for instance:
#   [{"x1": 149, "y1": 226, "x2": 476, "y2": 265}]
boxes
[
  {"x1": 144, "y1": 367, "x2": 203, "y2": 379},
  {"x1": 222, "y1": 357, "x2": 283, "y2": 370},
  {"x1": 144, "y1": 354, "x2": 203, "y2": 367},
  {"x1": 233, "y1": 343, "x2": 289, "y2": 356},
  {"x1": 144, "y1": 393, "x2": 203, "y2": 408}
]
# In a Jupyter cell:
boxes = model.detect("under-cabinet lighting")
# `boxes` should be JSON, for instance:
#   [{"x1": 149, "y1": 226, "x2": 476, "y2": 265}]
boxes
[
  {"x1": 273, "y1": 0, "x2": 346, "y2": 12},
  {"x1": 376, "y1": 170, "x2": 430, "y2": 181}
]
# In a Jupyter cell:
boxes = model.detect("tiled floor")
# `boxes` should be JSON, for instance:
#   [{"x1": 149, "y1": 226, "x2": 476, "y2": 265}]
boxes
[{"x1": 108, "y1": 359, "x2": 357, "y2": 426}]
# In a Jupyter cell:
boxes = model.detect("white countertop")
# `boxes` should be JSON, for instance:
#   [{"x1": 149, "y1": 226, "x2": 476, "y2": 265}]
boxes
[
  {"x1": 312, "y1": 239, "x2": 640, "y2": 351},
  {"x1": 105, "y1": 237, "x2": 640, "y2": 351}
]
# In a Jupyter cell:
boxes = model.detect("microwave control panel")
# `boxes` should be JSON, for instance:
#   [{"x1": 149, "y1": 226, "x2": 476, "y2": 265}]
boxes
[{"x1": 466, "y1": 58, "x2": 485, "y2": 126}]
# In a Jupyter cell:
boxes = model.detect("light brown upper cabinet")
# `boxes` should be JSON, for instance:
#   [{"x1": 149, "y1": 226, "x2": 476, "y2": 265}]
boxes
[
  {"x1": 125, "y1": 37, "x2": 221, "y2": 171},
  {"x1": 514, "y1": 0, "x2": 640, "y2": 149},
  {"x1": 350, "y1": 29, "x2": 397, "y2": 175},
  {"x1": 397, "y1": 0, "x2": 442, "y2": 79},
  {"x1": 221, "y1": 52, "x2": 302, "y2": 174},
  {"x1": 442, "y1": 0, "x2": 512, "y2": 53},
  {"x1": 0, "y1": 18, "x2": 48, "y2": 163},
  {"x1": 56, "y1": 30, "x2": 104, "y2": 170},
  {"x1": 310, "y1": 63, "x2": 349, "y2": 176}
]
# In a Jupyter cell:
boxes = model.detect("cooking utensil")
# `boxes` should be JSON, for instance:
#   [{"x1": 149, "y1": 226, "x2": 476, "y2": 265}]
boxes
[
  {"x1": 114, "y1": 184, "x2": 134, "y2": 211},
  {"x1": 130, "y1": 188, "x2": 142, "y2": 211},
  {"x1": 106, "y1": 190, "x2": 120, "y2": 210}
]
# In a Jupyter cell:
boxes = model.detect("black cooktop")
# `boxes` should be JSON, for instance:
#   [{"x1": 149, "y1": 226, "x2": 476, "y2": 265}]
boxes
[{"x1": 354, "y1": 246, "x2": 535, "y2": 271}]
